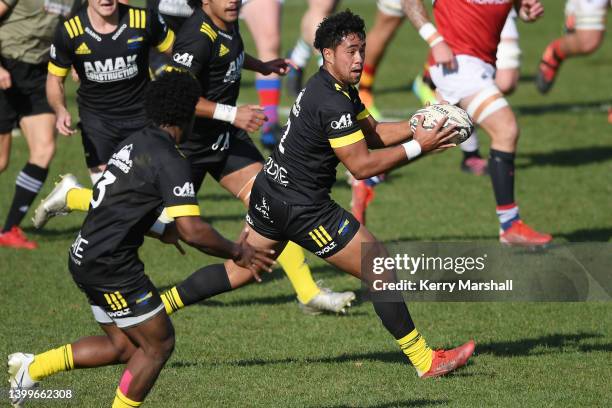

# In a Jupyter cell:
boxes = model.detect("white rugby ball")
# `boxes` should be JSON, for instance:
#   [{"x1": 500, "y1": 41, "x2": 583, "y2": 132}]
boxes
[{"x1": 409, "y1": 104, "x2": 474, "y2": 145}]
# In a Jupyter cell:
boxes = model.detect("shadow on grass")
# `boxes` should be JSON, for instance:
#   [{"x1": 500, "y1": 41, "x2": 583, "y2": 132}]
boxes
[
  {"x1": 478, "y1": 332, "x2": 609, "y2": 357},
  {"x1": 26, "y1": 226, "x2": 80, "y2": 238},
  {"x1": 322, "y1": 399, "x2": 449, "y2": 408},
  {"x1": 555, "y1": 227, "x2": 612, "y2": 242},
  {"x1": 516, "y1": 146, "x2": 612, "y2": 169},
  {"x1": 515, "y1": 99, "x2": 612, "y2": 116}
]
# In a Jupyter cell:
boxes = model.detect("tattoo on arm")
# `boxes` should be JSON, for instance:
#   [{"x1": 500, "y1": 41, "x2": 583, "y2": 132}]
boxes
[{"x1": 404, "y1": 0, "x2": 431, "y2": 29}]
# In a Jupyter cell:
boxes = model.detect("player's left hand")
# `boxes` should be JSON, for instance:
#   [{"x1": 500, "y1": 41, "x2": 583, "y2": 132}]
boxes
[
  {"x1": 519, "y1": 0, "x2": 544, "y2": 22},
  {"x1": 260, "y1": 58, "x2": 297, "y2": 76},
  {"x1": 233, "y1": 228, "x2": 276, "y2": 282}
]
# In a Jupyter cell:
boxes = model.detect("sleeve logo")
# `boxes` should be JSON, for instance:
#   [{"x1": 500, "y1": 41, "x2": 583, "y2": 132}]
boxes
[
  {"x1": 173, "y1": 52, "x2": 194, "y2": 67},
  {"x1": 173, "y1": 182, "x2": 195, "y2": 197},
  {"x1": 331, "y1": 113, "x2": 353, "y2": 130}
]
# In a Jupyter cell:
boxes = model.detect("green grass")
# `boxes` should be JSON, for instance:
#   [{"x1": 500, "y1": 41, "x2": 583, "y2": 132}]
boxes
[{"x1": 1, "y1": 0, "x2": 611, "y2": 406}]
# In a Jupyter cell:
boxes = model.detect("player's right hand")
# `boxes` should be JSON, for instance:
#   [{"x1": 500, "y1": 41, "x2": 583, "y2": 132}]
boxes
[
  {"x1": 56, "y1": 109, "x2": 76, "y2": 136},
  {"x1": 233, "y1": 228, "x2": 276, "y2": 282},
  {"x1": 432, "y1": 41, "x2": 457, "y2": 70},
  {"x1": 0, "y1": 66, "x2": 12, "y2": 89},
  {"x1": 234, "y1": 105, "x2": 268, "y2": 133},
  {"x1": 412, "y1": 115, "x2": 458, "y2": 153}
]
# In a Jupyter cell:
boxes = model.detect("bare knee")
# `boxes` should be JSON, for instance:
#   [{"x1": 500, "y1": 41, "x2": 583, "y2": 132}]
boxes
[
  {"x1": 576, "y1": 32, "x2": 603, "y2": 54},
  {"x1": 111, "y1": 335, "x2": 138, "y2": 364},
  {"x1": 495, "y1": 76, "x2": 518, "y2": 95},
  {"x1": 28, "y1": 140, "x2": 55, "y2": 168},
  {"x1": 145, "y1": 331, "x2": 175, "y2": 363}
]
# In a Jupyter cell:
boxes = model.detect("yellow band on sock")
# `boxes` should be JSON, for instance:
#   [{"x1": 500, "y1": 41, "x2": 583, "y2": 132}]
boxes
[
  {"x1": 66, "y1": 188, "x2": 93, "y2": 212},
  {"x1": 277, "y1": 241, "x2": 320, "y2": 304},
  {"x1": 113, "y1": 388, "x2": 142, "y2": 408},
  {"x1": 397, "y1": 329, "x2": 433, "y2": 375},
  {"x1": 161, "y1": 287, "x2": 184, "y2": 315},
  {"x1": 28, "y1": 344, "x2": 74, "y2": 381}
]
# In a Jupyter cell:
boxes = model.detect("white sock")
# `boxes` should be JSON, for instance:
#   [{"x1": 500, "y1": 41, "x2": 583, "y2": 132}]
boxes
[{"x1": 290, "y1": 38, "x2": 312, "y2": 68}]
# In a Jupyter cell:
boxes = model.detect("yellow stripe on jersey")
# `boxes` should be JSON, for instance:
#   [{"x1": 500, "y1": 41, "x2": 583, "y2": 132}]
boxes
[
  {"x1": 318, "y1": 226, "x2": 332, "y2": 242},
  {"x1": 309, "y1": 231, "x2": 323, "y2": 247},
  {"x1": 74, "y1": 16, "x2": 84, "y2": 35},
  {"x1": 200, "y1": 23, "x2": 217, "y2": 41},
  {"x1": 329, "y1": 129, "x2": 365, "y2": 148},
  {"x1": 64, "y1": 21, "x2": 75, "y2": 38},
  {"x1": 48, "y1": 62, "x2": 69, "y2": 77},
  {"x1": 69, "y1": 19, "x2": 80, "y2": 38},
  {"x1": 129, "y1": 8, "x2": 135, "y2": 28},
  {"x1": 140, "y1": 10, "x2": 146, "y2": 29},
  {"x1": 166, "y1": 205, "x2": 201, "y2": 218},
  {"x1": 356, "y1": 108, "x2": 370, "y2": 121},
  {"x1": 156, "y1": 29, "x2": 175, "y2": 52},
  {"x1": 135, "y1": 8, "x2": 141, "y2": 28}
]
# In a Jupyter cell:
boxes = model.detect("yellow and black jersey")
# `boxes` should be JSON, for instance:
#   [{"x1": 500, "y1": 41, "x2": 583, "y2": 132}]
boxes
[
  {"x1": 171, "y1": 8, "x2": 244, "y2": 144},
  {"x1": 68, "y1": 126, "x2": 199, "y2": 286},
  {"x1": 261, "y1": 68, "x2": 370, "y2": 204},
  {"x1": 48, "y1": 4, "x2": 174, "y2": 116}
]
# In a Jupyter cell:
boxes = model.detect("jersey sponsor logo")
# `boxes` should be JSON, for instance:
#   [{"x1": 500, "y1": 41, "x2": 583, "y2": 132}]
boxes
[
  {"x1": 224, "y1": 52, "x2": 244, "y2": 83},
  {"x1": 173, "y1": 52, "x2": 194, "y2": 67},
  {"x1": 218, "y1": 31, "x2": 233, "y2": 41},
  {"x1": 219, "y1": 43, "x2": 230, "y2": 57},
  {"x1": 338, "y1": 218, "x2": 350, "y2": 236},
  {"x1": 83, "y1": 55, "x2": 138, "y2": 82},
  {"x1": 75, "y1": 42, "x2": 92, "y2": 55},
  {"x1": 108, "y1": 308, "x2": 133, "y2": 318},
  {"x1": 85, "y1": 27, "x2": 102, "y2": 42},
  {"x1": 112, "y1": 24, "x2": 128, "y2": 41},
  {"x1": 70, "y1": 232, "x2": 89, "y2": 265},
  {"x1": 108, "y1": 144, "x2": 133, "y2": 173},
  {"x1": 264, "y1": 157, "x2": 289, "y2": 187},
  {"x1": 254, "y1": 196, "x2": 271, "y2": 221},
  {"x1": 315, "y1": 241, "x2": 337, "y2": 257},
  {"x1": 173, "y1": 182, "x2": 195, "y2": 198},
  {"x1": 331, "y1": 113, "x2": 353, "y2": 130}
]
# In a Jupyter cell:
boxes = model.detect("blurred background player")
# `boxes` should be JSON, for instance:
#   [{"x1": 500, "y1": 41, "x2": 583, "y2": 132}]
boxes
[
  {"x1": 285, "y1": 0, "x2": 339, "y2": 96},
  {"x1": 146, "y1": 0, "x2": 285, "y2": 149},
  {"x1": 536, "y1": 0, "x2": 609, "y2": 94},
  {"x1": 404, "y1": 0, "x2": 552, "y2": 247},
  {"x1": 350, "y1": 3, "x2": 523, "y2": 224},
  {"x1": 241, "y1": 0, "x2": 285, "y2": 148},
  {"x1": 46, "y1": 0, "x2": 175, "y2": 185},
  {"x1": 0, "y1": 0, "x2": 83, "y2": 249}
]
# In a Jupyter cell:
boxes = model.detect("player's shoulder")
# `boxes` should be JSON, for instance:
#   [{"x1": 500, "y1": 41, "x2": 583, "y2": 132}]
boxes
[
  {"x1": 179, "y1": 8, "x2": 219, "y2": 43},
  {"x1": 118, "y1": 3, "x2": 154, "y2": 30},
  {"x1": 305, "y1": 70, "x2": 358, "y2": 112},
  {"x1": 60, "y1": 8, "x2": 88, "y2": 41}
]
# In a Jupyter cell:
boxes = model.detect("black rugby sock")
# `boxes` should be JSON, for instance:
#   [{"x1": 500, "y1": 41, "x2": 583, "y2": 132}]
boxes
[
  {"x1": 3, "y1": 162, "x2": 48, "y2": 232},
  {"x1": 489, "y1": 149, "x2": 515, "y2": 206}
]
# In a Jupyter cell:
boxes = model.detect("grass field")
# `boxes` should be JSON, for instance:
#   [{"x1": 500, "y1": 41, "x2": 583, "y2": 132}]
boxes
[{"x1": 1, "y1": 0, "x2": 611, "y2": 406}]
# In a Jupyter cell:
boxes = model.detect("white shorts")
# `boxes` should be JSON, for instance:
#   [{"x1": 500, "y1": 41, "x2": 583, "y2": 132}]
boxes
[
  {"x1": 377, "y1": 0, "x2": 403, "y2": 17},
  {"x1": 565, "y1": 0, "x2": 608, "y2": 30},
  {"x1": 429, "y1": 55, "x2": 496, "y2": 105}
]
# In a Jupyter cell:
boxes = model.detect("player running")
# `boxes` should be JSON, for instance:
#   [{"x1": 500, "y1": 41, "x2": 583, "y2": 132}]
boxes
[
  {"x1": 35, "y1": 0, "x2": 355, "y2": 315},
  {"x1": 162, "y1": 10, "x2": 476, "y2": 379},
  {"x1": 46, "y1": 0, "x2": 175, "y2": 184},
  {"x1": 7, "y1": 71, "x2": 275, "y2": 408},
  {"x1": 404, "y1": 0, "x2": 552, "y2": 247},
  {"x1": 536, "y1": 0, "x2": 609, "y2": 94}
]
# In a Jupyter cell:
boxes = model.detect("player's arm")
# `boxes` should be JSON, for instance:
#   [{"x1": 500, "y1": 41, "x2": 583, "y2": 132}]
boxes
[
  {"x1": 403, "y1": 0, "x2": 456, "y2": 69},
  {"x1": 46, "y1": 25, "x2": 75, "y2": 135},
  {"x1": 358, "y1": 113, "x2": 413, "y2": 149},
  {"x1": 243, "y1": 53, "x2": 292, "y2": 76},
  {"x1": 333, "y1": 117, "x2": 457, "y2": 180},
  {"x1": 148, "y1": 9, "x2": 175, "y2": 56},
  {"x1": 514, "y1": 0, "x2": 544, "y2": 22}
]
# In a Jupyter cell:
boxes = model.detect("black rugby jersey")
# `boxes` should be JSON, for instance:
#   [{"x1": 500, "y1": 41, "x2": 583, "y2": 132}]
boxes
[
  {"x1": 49, "y1": 4, "x2": 174, "y2": 116},
  {"x1": 261, "y1": 68, "x2": 370, "y2": 204},
  {"x1": 68, "y1": 126, "x2": 199, "y2": 286},
  {"x1": 171, "y1": 8, "x2": 244, "y2": 146}
]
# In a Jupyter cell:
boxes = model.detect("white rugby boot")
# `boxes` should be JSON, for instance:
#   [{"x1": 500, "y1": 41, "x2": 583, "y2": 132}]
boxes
[
  {"x1": 298, "y1": 281, "x2": 356, "y2": 315},
  {"x1": 32, "y1": 174, "x2": 81, "y2": 229},
  {"x1": 7, "y1": 353, "x2": 39, "y2": 407}
]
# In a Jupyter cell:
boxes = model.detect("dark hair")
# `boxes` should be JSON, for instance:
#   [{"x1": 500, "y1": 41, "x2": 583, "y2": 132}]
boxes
[
  {"x1": 313, "y1": 10, "x2": 365, "y2": 54},
  {"x1": 144, "y1": 69, "x2": 201, "y2": 127},
  {"x1": 187, "y1": 0, "x2": 201, "y2": 10}
]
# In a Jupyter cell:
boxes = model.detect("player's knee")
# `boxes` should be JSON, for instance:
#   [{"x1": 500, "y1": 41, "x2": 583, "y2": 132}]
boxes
[
  {"x1": 29, "y1": 140, "x2": 55, "y2": 167},
  {"x1": 112, "y1": 336, "x2": 138, "y2": 363},
  {"x1": 577, "y1": 33, "x2": 603, "y2": 54},
  {"x1": 144, "y1": 330, "x2": 175, "y2": 363}
]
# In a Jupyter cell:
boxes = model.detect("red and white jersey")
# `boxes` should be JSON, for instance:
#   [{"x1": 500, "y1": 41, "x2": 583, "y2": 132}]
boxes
[{"x1": 432, "y1": 0, "x2": 514, "y2": 65}]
